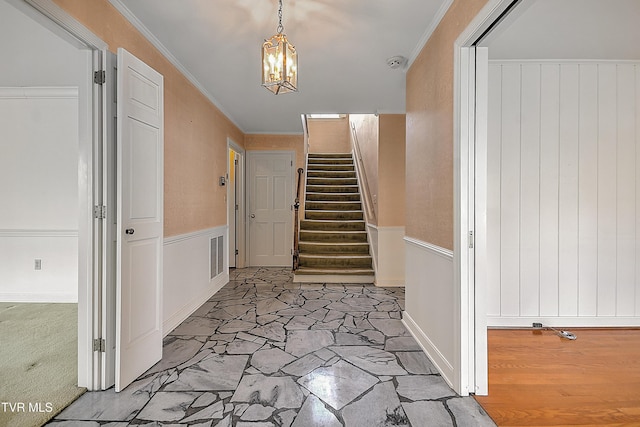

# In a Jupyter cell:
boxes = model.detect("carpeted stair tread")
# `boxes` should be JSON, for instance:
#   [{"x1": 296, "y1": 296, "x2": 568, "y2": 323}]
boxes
[
  {"x1": 299, "y1": 241, "x2": 370, "y2": 254},
  {"x1": 295, "y1": 153, "x2": 374, "y2": 283},
  {"x1": 300, "y1": 219, "x2": 365, "y2": 231},
  {"x1": 295, "y1": 267, "x2": 375, "y2": 275},
  {"x1": 300, "y1": 230, "x2": 368, "y2": 242},
  {"x1": 304, "y1": 210, "x2": 363, "y2": 220},
  {"x1": 308, "y1": 153, "x2": 353, "y2": 158},
  {"x1": 306, "y1": 201, "x2": 362, "y2": 211},
  {"x1": 306, "y1": 185, "x2": 359, "y2": 193},
  {"x1": 308, "y1": 170, "x2": 356, "y2": 178},
  {"x1": 306, "y1": 192, "x2": 361, "y2": 201}
]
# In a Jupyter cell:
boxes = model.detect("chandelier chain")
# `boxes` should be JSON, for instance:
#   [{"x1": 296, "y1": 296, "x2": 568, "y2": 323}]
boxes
[{"x1": 277, "y1": 0, "x2": 284, "y2": 34}]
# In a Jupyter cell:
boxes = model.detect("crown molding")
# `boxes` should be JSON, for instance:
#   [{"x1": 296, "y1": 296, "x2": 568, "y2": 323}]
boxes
[
  {"x1": 407, "y1": 0, "x2": 454, "y2": 69},
  {"x1": 108, "y1": 0, "x2": 245, "y2": 133}
]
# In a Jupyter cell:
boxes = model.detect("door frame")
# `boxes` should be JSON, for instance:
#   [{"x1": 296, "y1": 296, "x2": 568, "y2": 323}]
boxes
[
  {"x1": 227, "y1": 138, "x2": 245, "y2": 269},
  {"x1": 15, "y1": 0, "x2": 109, "y2": 391},
  {"x1": 454, "y1": 0, "x2": 522, "y2": 396}
]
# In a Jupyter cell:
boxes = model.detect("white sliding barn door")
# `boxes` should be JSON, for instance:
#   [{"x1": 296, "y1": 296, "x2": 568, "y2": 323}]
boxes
[
  {"x1": 247, "y1": 151, "x2": 294, "y2": 266},
  {"x1": 485, "y1": 61, "x2": 640, "y2": 327},
  {"x1": 116, "y1": 48, "x2": 164, "y2": 391}
]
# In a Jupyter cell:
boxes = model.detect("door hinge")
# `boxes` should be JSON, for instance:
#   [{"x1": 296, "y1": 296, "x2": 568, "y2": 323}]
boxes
[
  {"x1": 468, "y1": 231, "x2": 474, "y2": 249},
  {"x1": 291, "y1": 160, "x2": 293, "y2": 166},
  {"x1": 93, "y1": 70, "x2": 106, "y2": 85},
  {"x1": 235, "y1": 249, "x2": 239, "y2": 255},
  {"x1": 235, "y1": 204, "x2": 239, "y2": 211},
  {"x1": 93, "y1": 338, "x2": 106, "y2": 352},
  {"x1": 93, "y1": 205, "x2": 106, "y2": 219}
]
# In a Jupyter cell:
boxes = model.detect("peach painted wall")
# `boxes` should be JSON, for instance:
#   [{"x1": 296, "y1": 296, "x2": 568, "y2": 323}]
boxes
[
  {"x1": 405, "y1": 0, "x2": 488, "y2": 250},
  {"x1": 378, "y1": 114, "x2": 406, "y2": 227},
  {"x1": 243, "y1": 134, "x2": 305, "y2": 171},
  {"x1": 307, "y1": 116, "x2": 351, "y2": 153},
  {"x1": 53, "y1": 0, "x2": 245, "y2": 238}
]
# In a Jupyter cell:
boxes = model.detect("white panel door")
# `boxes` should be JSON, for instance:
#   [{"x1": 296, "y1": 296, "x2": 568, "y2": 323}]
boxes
[
  {"x1": 247, "y1": 151, "x2": 293, "y2": 266},
  {"x1": 116, "y1": 48, "x2": 163, "y2": 392}
]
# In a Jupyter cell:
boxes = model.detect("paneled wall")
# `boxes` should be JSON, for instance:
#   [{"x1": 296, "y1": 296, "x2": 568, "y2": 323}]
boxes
[{"x1": 486, "y1": 61, "x2": 640, "y2": 325}]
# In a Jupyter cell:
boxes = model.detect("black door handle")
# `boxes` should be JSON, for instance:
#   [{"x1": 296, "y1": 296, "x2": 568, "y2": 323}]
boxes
[{"x1": 125, "y1": 228, "x2": 135, "y2": 235}]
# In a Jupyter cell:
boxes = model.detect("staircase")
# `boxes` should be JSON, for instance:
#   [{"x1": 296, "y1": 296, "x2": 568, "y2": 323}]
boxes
[{"x1": 293, "y1": 153, "x2": 375, "y2": 283}]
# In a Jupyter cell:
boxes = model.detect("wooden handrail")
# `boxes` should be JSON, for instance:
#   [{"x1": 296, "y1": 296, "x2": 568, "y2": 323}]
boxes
[{"x1": 293, "y1": 167, "x2": 304, "y2": 270}]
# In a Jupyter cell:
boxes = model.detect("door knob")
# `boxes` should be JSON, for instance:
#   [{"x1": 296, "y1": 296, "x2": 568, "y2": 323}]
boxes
[
  {"x1": 125, "y1": 228, "x2": 135, "y2": 235},
  {"x1": 250, "y1": 214, "x2": 255, "y2": 218}
]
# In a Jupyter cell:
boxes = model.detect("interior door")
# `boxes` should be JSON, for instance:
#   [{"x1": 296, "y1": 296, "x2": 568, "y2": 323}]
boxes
[
  {"x1": 247, "y1": 151, "x2": 294, "y2": 266},
  {"x1": 115, "y1": 48, "x2": 164, "y2": 392}
]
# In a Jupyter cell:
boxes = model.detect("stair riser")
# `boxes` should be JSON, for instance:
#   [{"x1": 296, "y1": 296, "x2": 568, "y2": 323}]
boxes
[
  {"x1": 308, "y1": 153, "x2": 352, "y2": 159},
  {"x1": 301, "y1": 220, "x2": 365, "y2": 231},
  {"x1": 307, "y1": 165, "x2": 355, "y2": 172},
  {"x1": 308, "y1": 159, "x2": 354, "y2": 165},
  {"x1": 299, "y1": 257, "x2": 372, "y2": 269},
  {"x1": 305, "y1": 211, "x2": 363, "y2": 220},
  {"x1": 299, "y1": 243, "x2": 370, "y2": 254},
  {"x1": 306, "y1": 193, "x2": 361, "y2": 202},
  {"x1": 306, "y1": 202, "x2": 362, "y2": 211},
  {"x1": 306, "y1": 185, "x2": 359, "y2": 193},
  {"x1": 307, "y1": 171, "x2": 356, "y2": 178},
  {"x1": 300, "y1": 231, "x2": 367, "y2": 243},
  {"x1": 307, "y1": 178, "x2": 358, "y2": 186}
]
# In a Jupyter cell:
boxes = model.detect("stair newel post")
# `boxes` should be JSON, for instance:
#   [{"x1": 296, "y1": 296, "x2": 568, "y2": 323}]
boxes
[{"x1": 293, "y1": 167, "x2": 304, "y2": 270}]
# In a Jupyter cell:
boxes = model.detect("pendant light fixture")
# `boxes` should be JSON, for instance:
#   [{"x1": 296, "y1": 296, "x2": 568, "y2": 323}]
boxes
[{"x1": 262, "y1": 0, "x2": 298, "y2": 94}]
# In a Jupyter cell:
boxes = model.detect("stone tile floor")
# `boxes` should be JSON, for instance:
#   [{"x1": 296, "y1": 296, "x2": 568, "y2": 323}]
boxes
[{"x1": 50, "y1": 268, "x2": 495, "y2": 426}]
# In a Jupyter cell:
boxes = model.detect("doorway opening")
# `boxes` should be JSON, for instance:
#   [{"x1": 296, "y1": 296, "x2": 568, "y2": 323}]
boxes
[{"x1": 227, "y1": 139, "x2": 245, "y2": 269}]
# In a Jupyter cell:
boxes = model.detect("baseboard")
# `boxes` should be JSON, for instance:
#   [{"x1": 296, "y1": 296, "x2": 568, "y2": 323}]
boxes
[
  {"x1": 488, "y1": 316, "x2": 640, "y2": 328},
  {"x1": 0, "y1": 292, "x2": 77, "y2": 303},
  {"x1": 374, "y1": 278, "x2": 405, "y2": 287},
  {"x1": 163, "y1": 272, "x2": 228, "y2": 336},
  {"x1": 402, "y1": 311, "x2": 455, "y2": 389}
]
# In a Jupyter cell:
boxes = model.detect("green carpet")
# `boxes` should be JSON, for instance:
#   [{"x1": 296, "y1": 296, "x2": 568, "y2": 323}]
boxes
[{"x1": 0, "y1": 303, "x2": 85, "y2": 427}]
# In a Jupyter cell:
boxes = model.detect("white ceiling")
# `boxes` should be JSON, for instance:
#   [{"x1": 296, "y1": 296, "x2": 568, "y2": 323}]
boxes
[
  {"x1": 484, "y1": 0, "x2": 640, "y2": 60},
  {"x1": 111, "y1": 0, "x2": 450, "y2": 134}
]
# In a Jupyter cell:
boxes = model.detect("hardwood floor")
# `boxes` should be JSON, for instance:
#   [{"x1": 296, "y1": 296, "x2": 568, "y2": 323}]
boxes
[{"x1": 474, "y1": 328, "x2": 640, "y2": 427}]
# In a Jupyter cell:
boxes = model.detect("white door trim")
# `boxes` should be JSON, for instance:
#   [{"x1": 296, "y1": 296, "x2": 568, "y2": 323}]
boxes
[
  {"x1": 454, "y1": 0, "x2": 519, "y2": 396},
  {"x1": 15, "y1": 0, "x2": 108, "y2": 391}
]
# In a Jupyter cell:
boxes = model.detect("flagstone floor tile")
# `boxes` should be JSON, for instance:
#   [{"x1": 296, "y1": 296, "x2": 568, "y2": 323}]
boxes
[{"x1": 51, "y1": 267, "x2": 494, "y2": 427}]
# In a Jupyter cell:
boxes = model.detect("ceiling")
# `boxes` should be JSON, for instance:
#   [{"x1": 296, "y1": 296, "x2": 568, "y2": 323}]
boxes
[
  {"x1": 483, "y1": 0, "x2": 640, "y2": 60},
  {"x1": 111, "y1": 0, "x2": 450, "y2": 134}
]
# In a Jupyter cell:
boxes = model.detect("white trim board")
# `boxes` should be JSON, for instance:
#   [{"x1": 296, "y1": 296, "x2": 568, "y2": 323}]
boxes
[{"x1": 404, "y1": 236, "x2": 453, "y2": 259}]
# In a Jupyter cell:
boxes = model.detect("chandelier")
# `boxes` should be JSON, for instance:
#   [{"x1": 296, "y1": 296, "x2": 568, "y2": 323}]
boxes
[{"x1": 262, "y1": 0, "x2": 298, "y2": 94}]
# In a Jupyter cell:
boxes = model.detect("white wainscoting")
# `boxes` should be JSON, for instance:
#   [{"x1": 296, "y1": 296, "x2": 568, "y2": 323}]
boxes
[
  {"x1": 163, "y1": 226, "x2": 229, "y2": 336},
  {"x1": 403, "y1": 236, "x2": 455, "y2": 388},
  {"x1": 376, "y1": 226, "x2": 405, "y2": 287},
  {"x1": 486, "y1": 61, "x2": 640, "y2": 326},
  {"x1": 0, "y1": 230, "x2": 78, "y2": 302}
]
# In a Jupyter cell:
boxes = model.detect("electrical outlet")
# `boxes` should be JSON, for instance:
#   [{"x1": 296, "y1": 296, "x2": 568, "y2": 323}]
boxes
[
  {"x1": 532, "y1": 322, "x2": 543, "y2": 328},
  {"x1": 34, "y1": 259, "x2": 42, "y2": 270}
]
